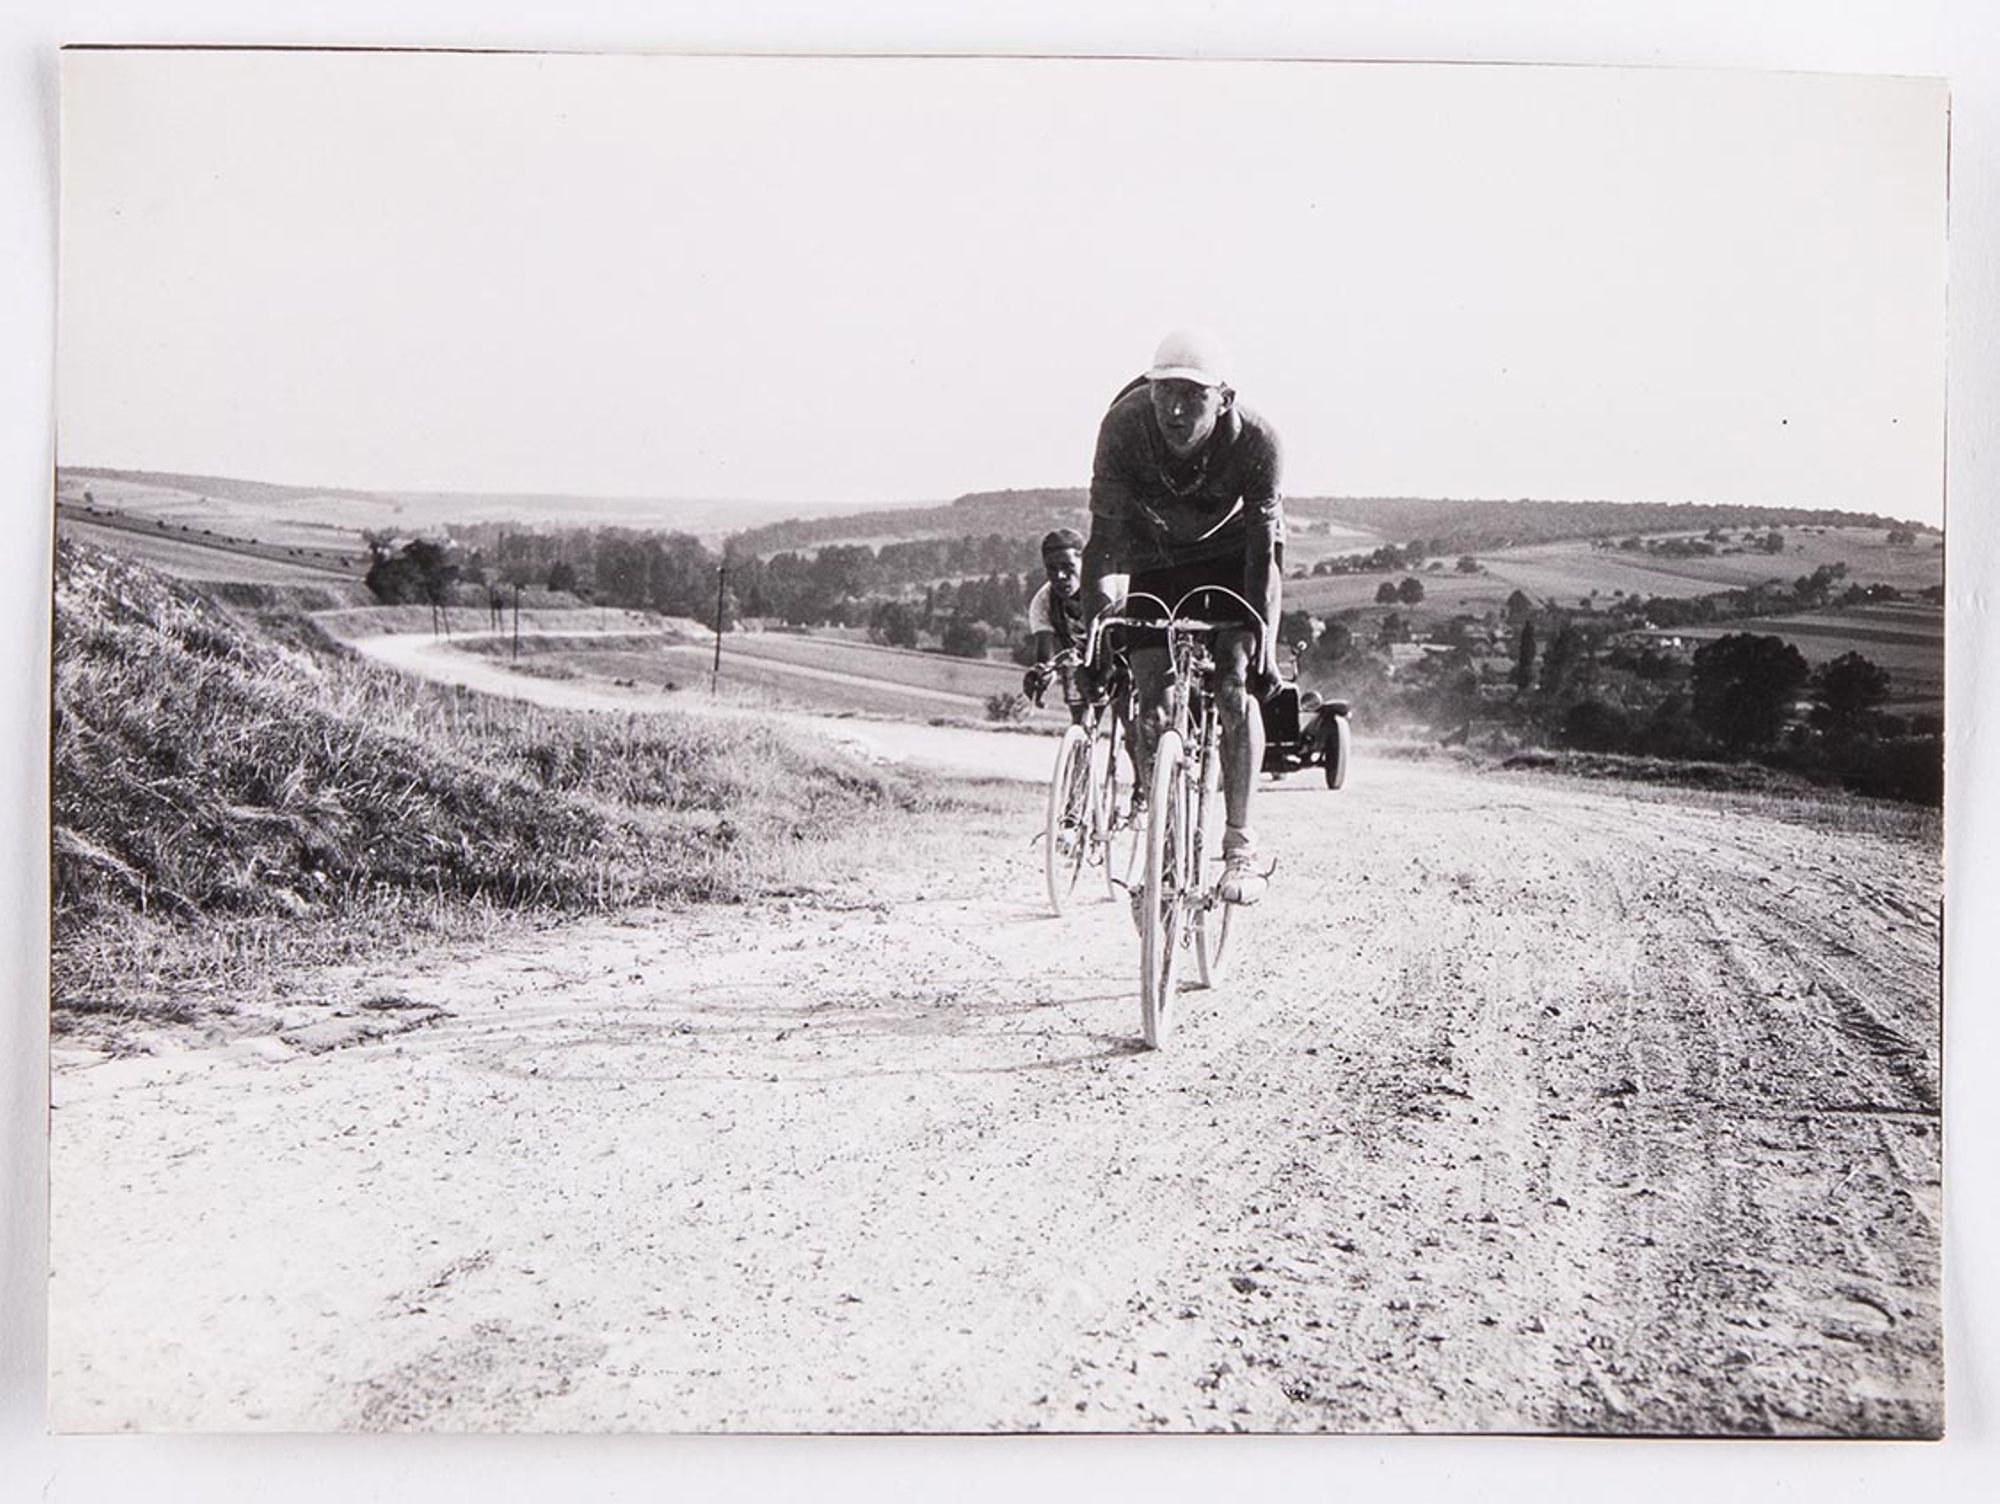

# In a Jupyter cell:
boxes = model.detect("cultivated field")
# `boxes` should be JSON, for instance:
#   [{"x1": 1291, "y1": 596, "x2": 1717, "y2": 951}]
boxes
[
  {"x1": 56, "y1": 512, "x2": 371, "y2": 588},
  {"x1": 57, "y1": 476, "x2": 376, "y2": 558},
  {"x1": 1660, "y1": 602, "x2": 1945, "y2": 713},
  {"x1": 1284, "y1": 526, "x2": 1943, "y2": 620}
]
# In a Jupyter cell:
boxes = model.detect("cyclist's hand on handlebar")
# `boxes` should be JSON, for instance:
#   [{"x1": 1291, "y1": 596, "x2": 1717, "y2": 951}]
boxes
[{"x1": 1022, "y1": 665, "x2": 1051, "y2": 704}]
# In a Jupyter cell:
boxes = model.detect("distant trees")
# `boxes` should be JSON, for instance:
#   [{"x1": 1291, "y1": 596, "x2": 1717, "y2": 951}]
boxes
[
  {"x1": 940, "y1": 618, "x2": 990, "y2": 658},
  {"x1": 1561, "y1": 699, "x2": 1632, "y2": 752},
  {"x1": 1310, "y1": 541, "x2": 1425, "y2": 578},
  {"x1": 1886, "y1": 527, "x2": 1918, "y2": 547},
  {"x1": 1395, "y1": 576, "x2": 1426, "y2": 605},
  {"x1": 1308, "y1": 618, "x2": 1354, "y2": 669},
  {"x1": 869, "y1": 599, "x2": 921, "y2": 649},
  {"x1": 1792, "y1": 562, "x2": 1849, "y2": 608},
  {"x1": 1810, "y1": 652, "x2": 1892, "y2": 738},
  {"x1": 364, "y1": 534, "x2": 459, "y2": 611},
  {"x1": 1690, "y1": 633, "x2": 1810, "y2": 750},
  {"x1": 1513, "y1": 621, "x2": 1538, "y2": 693},
  {"x1": 1374, "y1": 580, "x2": 1399, "y2": 604},
  {"x1": 1609, "y1": 560, "x2": 1871, "y2": 631},
  {"x1": 727, "y1": 493, "x2": 1919, "y2": 586},
  {"x1": 1538, "y1": 620, "x2": 1582, "y2": 699},
  {"x1": 449, "y1": 518, "x2": 1038, "y2": 635},
  {"x1": 1456, "y1": 555, "x2": 1480, "y2": 573}
]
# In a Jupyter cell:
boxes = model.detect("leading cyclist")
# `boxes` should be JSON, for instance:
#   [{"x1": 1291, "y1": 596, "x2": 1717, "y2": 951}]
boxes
[{"x1": 1082, "y1": 329, "x2": 1285, "y2": 905}]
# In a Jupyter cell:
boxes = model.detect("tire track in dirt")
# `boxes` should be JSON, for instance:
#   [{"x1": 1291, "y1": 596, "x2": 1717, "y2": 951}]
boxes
[{"x1": 1033, "y1": 770, "x2": 1941, "y2": 1435}]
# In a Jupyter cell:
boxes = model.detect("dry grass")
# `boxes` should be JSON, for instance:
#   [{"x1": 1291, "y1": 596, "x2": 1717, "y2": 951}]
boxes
[{"x1": 51, "y1": 539, "x2": 962, "y2": 1026}]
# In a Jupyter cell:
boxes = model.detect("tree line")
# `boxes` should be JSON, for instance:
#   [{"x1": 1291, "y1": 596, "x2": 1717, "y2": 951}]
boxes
[
  {"x1": 1289, "y1": 585, "x2": 1939, "y2": 803},
  {"x1": 370, "y1": 523, "x2": 1042, "y2": 644},
  {"x1": 736, "y1": 489, "x2": 1927, "y2": 563}
]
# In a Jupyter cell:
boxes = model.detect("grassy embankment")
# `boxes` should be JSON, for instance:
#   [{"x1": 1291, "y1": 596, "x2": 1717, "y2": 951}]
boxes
[{"x1": 51, "y1": 539, "x2": 979, "y2": 1033}]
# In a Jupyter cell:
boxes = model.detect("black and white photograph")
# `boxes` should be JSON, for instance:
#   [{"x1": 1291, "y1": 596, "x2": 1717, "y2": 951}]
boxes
[{"x1": 30, "y1": 35, "x2": 1965, "y2": 1453}]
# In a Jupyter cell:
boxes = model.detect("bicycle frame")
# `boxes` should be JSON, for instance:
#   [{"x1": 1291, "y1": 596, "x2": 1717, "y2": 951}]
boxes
[
  {"x1": 1092, "y1": 589, "x2": 1268, "y2": 1047},
  {"x1": 1040, "y1": 646, "x2": 1140, "y2": 913}
]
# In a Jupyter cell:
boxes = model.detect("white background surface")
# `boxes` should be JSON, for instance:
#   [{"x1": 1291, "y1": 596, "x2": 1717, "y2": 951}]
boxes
[{"x1": 4, "y1": 3, "x2": 1993, "y2": 1500}]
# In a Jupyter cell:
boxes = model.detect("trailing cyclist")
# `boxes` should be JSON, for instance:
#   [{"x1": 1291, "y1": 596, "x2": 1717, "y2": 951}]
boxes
[
  {"x1": 1083, "y1": 329, "x2": 1285, "y2": 905},
  {"x1": 1021, "y1": 528, "x2": 1096, "y2": 726}
]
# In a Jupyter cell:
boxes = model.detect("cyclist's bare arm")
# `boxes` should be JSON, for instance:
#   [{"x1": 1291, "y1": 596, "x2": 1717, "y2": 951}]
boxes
[
  {"x1": 1244, "y1": 529, "x2": 1282, "y2": 670},
  {"x1": 1081, "y1": 523, "x2": 1125, "y2": 622}
]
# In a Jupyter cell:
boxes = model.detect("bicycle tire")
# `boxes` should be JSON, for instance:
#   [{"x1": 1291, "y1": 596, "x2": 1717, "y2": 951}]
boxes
[
  {"x1": 1044, "y1": 725, "x2": 1092, "y2": 914},
  {"x1": 1193, "y1": 730, "x2": 1235, "y2": 987},
  {"x1": 1140, "y1": 730, "x2": 1188, "y2": 1048}
]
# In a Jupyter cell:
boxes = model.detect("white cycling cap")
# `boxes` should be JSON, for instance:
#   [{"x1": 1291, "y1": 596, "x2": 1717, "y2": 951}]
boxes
[{"x1": 1147, "y1": 328, "x2": 1233, "y2": 388}]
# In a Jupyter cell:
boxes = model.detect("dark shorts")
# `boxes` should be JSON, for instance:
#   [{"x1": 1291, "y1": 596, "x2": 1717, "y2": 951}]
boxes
[{"x1": 1125, "y1": 557, "x2": 1258, "y2": 625}]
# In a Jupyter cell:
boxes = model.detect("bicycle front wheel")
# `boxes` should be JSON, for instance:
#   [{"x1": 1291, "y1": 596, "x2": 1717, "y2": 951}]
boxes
[
  {"x1": 1140, "y1": 730, "x2": 1189, "y2": 1048},
  {"x1": 1044, "y1": 724, "x2": 1092, "y2": 915},
  {"x1": 1193, "y1": 731, "x2": 1234, "y2": 987},
  {"x1": 1099, "y1": 710, "x2": 1140, "y2": 898}
]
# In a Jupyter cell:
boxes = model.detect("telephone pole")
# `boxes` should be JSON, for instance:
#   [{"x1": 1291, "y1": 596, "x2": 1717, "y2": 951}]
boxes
[{"x1": 711, "y1": 562, "x2": 727, "y2": 694}]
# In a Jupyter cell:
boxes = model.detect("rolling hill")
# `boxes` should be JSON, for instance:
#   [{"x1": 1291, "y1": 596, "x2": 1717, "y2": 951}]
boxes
[
  {"x1": 730, "y1": 486, "x2": 1929, "y2": 559},
  {"x1": 57, "y1": 466, "x2": 920, "y2": 545}
]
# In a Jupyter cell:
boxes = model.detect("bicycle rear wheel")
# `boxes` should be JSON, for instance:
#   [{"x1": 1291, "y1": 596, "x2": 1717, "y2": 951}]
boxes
[
  {"x1": 1140, "y1": 730, "x2": 1189, "y2": 1048},
  {"x1": 1044, "y1": 724, "x2": 1092, "y2": 915},
  {"x1": 1193, "y1": 731, "x2": 1235, "y2": 987}
]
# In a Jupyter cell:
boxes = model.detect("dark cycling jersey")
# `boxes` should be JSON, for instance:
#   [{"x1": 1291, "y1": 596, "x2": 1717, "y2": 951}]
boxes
[{"x1": 1088, "y1": 381, "x2": 1285, "y2": 577}]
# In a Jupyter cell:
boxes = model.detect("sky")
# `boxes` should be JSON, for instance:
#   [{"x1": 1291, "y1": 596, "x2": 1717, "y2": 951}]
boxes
[{"x1": 57, "y1": 51, "x2": 1949, "y2": 521}]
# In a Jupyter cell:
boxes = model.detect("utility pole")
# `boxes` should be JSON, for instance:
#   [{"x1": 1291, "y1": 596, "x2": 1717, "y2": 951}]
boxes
[
  {"x1": 512, "y1": 582, "x2": 522, "y2": 663},
  {"x1": 711, "y1": 561, "x2": 727, "y2": 694}
]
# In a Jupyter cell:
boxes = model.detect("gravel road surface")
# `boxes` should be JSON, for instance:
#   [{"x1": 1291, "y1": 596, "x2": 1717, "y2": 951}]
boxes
[{"x1": 48, "y1": 640, "x2": 1941, "y2": 1434}]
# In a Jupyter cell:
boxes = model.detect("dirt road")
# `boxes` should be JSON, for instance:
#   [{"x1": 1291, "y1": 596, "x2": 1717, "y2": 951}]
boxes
[{"x1": 47, "y1": 651, "x2": 1942, "y2": 1435}]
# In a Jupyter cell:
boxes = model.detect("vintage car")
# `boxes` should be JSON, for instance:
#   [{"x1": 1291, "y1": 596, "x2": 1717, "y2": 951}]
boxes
[{"x1": 1259, "y1": 668, "x2": 1351, "y2": 788}]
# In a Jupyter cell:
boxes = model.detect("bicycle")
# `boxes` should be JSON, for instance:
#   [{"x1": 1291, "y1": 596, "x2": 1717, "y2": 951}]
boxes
[
  {"x1": 1037, "y1": 648, "x2": 1141, "y2": 915},
  {"x1": 1085, "y1": 588, "x2": 1270, "y2": 1048}
]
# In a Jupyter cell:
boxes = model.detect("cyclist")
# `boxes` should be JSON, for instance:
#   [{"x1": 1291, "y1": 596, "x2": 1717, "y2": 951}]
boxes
[
  {"x1": 1082, "y1": 329, "x2": 1285, "y2": 905},
  {"x1": 1026, "y1": 530, "x2": 1140, "y2": 810},
  {"x1": 1021, "y1": 528, "x2": 1095, "y2": 725}
]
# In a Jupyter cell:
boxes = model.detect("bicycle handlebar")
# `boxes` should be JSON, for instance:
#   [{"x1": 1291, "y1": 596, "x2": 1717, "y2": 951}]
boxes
[{"x1": 1085, "y1": 588, "x2": 1271, "y2": 673}]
